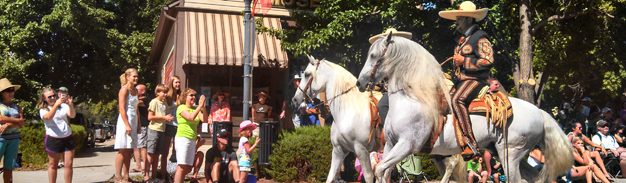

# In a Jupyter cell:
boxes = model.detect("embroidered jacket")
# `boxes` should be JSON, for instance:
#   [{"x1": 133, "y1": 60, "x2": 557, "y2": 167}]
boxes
[{"x1": 455, "y1": 26, "x2": 494, "y2": 81}]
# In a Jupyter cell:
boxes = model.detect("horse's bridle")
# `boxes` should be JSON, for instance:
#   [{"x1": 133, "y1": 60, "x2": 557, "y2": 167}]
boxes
[
  {"x1": 366, "y1": 32, "x2": 394, "y2": 90},
  {"x1": 298, "y1": 61, "x2": 321, "y2": 103}
]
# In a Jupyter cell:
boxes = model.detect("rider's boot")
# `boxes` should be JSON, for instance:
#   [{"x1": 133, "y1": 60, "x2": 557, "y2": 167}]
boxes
[{"x1": 461, "y1": 136, "x2": 481, "y2": 161}]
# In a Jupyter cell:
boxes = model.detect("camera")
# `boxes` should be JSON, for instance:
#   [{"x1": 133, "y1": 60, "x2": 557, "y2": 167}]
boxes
[{"x1": 61, "y1": 94, "x2": 67, "y2": 102}]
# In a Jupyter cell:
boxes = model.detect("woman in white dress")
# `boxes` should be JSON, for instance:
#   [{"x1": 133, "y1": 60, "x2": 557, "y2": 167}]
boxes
[{"x1": 114, "y1": 68, "x2": 140, "y2": 183}]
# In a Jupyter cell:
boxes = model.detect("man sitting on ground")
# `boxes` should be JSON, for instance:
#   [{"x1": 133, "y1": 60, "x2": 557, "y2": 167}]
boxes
[
  {"x1": 205, "y1": 129, "x2": 239, "y2": 183},
  {"x1": 592, "y1": 120, "x2": 626, "y2": 177}
]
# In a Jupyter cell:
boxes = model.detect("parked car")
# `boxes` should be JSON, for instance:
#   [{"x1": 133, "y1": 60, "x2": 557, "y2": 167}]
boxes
[
  {"x1": 93, "y1": 123, "x2": 106, "y2": 143},
  {"x1": 70, "y1": 113, "x2": 96, "y2": 147},
  {"x1": 103, "y1": 123, "x2": 114, "y2": 139}
]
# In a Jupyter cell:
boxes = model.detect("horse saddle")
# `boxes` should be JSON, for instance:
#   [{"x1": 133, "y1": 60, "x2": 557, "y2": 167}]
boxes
[
  {"x1": 421, "y1": 87, "x2": 513, "y2": 154},
  {"x1": 468, "y1": 89, "x2": 513, "y2": 129}
]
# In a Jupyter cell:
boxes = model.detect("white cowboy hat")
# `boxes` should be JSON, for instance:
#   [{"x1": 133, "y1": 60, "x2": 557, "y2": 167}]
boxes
[
  {"x1": 368, "y1": 28, "x2": 412, "y2": 44},
  {"x1": 0, "y1": 78, "x2": 20, "y2": 93},
  {"x1": 439, "y1": 1, "x2": 488, "y2": 21}
]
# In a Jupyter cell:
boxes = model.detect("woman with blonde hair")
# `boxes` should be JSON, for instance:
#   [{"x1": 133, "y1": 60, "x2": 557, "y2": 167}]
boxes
[
  {"x1": 572, "y1": 137, "x2": 611, "y2": 183},
  {"x1": 113, "y1": 68, "x2": 140, "y2": 183},
  {"x1": 162, "y1": 75, "x2": 182, "y2": 181},
  {"x1": 173, "y1": 88, "x2": 208, "y2": 183},
  {"x1": 38, "y1": 87, "x2": 76, "y2": 183}
]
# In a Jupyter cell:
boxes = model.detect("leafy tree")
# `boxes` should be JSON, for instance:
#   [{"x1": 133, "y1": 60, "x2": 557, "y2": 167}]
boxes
[{"x1": 0, "y1": 0, "x2": 167, "y2": 119}]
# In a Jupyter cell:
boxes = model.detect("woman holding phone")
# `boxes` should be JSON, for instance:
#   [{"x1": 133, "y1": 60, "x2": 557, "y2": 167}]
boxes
[{"x1": 38, "y1": 87, "x2": 76, "y2": 183}]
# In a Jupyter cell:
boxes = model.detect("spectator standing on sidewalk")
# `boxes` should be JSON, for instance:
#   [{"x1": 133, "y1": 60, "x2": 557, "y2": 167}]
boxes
[
  {"x1": 282, "y1": 74, "x2": 302, "y2": 128},
  {"x1": 38, "y1": 87, "x2": 76, "y2": 183},
  {"x1": 251, "y1": 91, "x2": 272, "y2": 136},
  {"x1": 113, "y1": 68, "x2": 140, "y2": 183},
  {"x1": 173, "y1": 88, "x2": 208, "y2": 183},
  {"x1": 0, "y1": 78, "x2": 24, "y2": 183},
  {"x1": 237, "y1": 120, "x2": 260, "y2": 183},
  {"x1": 145, "y1": 84, "x2": 173, "y2": 181},
  {"x1": 133, "y1": 84, "x2": 151, "y2": 175},
  {"x1": 209, "y1": 90, "x2": 230, "y2": 134},
  {"x1": 163, "y1": 75, "x2": 182, "y2": 180}
]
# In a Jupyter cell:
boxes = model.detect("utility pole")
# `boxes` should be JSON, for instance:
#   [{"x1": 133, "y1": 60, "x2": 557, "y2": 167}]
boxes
[{"x1": 242, "y1": 0, "x2": 254, "y2": 120}]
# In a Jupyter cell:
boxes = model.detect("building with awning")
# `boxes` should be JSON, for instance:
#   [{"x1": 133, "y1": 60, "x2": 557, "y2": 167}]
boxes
[{"x1": 150, "y1": 0, "x2": 302, "y2": 128}]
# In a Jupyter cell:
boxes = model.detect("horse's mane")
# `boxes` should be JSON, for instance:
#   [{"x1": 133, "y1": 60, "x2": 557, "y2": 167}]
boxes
[
  {"x1": 372, "y1": 37, "x2": 452, "y2": 126},
  {"x1": 322, "y1": 60, "x2": 370, "y2": 112}
]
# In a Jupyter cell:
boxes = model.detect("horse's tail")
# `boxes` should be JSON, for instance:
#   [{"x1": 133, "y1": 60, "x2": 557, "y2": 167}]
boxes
[
  {"x1": 452, "y1": 154, "x2": 467, "y2": 183},
  {"x1": 538, "y1": 110, "x2": 574, "y2": 182}
]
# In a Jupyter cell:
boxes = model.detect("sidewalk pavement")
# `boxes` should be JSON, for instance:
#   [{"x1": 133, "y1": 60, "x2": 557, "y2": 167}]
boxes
[{"x1": 14, "y1": 138, "x2": 215, "y2": 183}]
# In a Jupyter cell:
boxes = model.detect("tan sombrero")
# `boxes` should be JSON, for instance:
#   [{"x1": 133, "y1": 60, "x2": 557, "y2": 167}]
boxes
[
  {"x1": 368, "y1": 28, "x2": 413, "y2": 44},
  {"x1": 255, "y1": 91, "x2": 270, "y2": 99},
  {"x1": 212, "y1": 90, "x2": 230, "y2": 100},
  {"x1": 0, "y1": 78, "x2": 20, "y2": 93},
  {"x1": 439, "y1": 1, "x2": 488, "y2": 21}
]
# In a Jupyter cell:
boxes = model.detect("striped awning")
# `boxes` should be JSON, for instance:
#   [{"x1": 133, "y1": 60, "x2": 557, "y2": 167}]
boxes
[{"x1": 183, "y1": 11, "x2": 289, "y2": 68}]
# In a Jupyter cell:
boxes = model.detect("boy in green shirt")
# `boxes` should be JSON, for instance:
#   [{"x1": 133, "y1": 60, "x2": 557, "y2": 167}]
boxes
[{"x1": 467, "y1": 156, "x2": 489, "y2": 183}]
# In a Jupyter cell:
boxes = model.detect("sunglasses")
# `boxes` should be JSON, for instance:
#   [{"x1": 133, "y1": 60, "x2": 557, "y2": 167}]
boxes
[
  {"x1": 2, "y1": 88, "x2": 15, "y2": 93},
  {"x1": 47, "y1": 95, "x2": 56, "y2": 99},
  {"x1": 188, "y1": 94, "x2": 196, "y2": 97}
]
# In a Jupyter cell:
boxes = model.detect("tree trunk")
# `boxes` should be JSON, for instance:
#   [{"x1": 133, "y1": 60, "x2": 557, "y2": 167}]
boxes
[{"x1": 518, "y1": 0, "x2": 536, "y2": 105}]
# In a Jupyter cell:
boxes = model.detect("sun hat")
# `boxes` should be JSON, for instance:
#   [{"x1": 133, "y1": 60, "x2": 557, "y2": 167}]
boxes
[
  {"x1": 292, "y1": 74, "x2": 301, "y2": 81},
  {"x1": 212, "y1": 90, "x2": 230, "y2": 101},
  {"x1": 439, "y1": 1, "x2": 488, "y2": 21},
  {"x1": 238, "y1": 120, "x2": 257, "y2": 133},
  {"x1": 0, "y1": 78, "x2": 20, "y2": 93},
  {"x1": 256, "y1": 91, "x2": 270, "y2": 99},
  {"x1": 369, "y1": 28, "x2": 413, "y2": 44},
  {"x1": 216, "y1": 128, "x2": 231, "y2": 138},
  {"x1": 58, "y1": 86, "x2": 69, "y2": 92}
]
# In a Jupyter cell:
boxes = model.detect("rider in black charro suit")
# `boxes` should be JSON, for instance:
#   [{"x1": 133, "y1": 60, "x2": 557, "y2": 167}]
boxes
[{"x1": 439, "y1": 1, "x2": 494, "y2": 158}]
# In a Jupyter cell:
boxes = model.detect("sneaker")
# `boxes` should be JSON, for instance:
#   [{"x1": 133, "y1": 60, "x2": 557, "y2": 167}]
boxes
[{"x1": 58, "y1": 162, "x2": 64, "y2": 168}]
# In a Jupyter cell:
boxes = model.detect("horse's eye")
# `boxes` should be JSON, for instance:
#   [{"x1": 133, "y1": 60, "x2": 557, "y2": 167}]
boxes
[
  {"x1": 305, "y1": 73, "x2": 311, "y2": 77},
  {"x1": 370, "y1": 53, "x2": 377, "y2": 58}
]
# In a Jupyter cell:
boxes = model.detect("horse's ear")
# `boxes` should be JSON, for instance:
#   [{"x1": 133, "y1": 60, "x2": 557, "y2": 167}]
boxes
[
  {"x1": 307, "y1": 55, "x2": 318, "y2": 66},
  {"x1": 384, "y1": 31, "x2": 394, "y2": 46}
]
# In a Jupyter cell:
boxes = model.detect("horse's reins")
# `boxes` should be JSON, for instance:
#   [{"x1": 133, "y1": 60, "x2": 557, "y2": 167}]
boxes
[{"x1": 366, "y1": 32, "x2": 394, "y2": 90}]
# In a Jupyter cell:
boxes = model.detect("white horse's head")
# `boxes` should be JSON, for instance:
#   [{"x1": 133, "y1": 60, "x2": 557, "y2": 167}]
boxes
[
  {"x1": 356, "y1": 33, "x2": 394, "y2": 92},
  {"x1": 292, "y1": 55, "x2": 331, "y2": 106}
]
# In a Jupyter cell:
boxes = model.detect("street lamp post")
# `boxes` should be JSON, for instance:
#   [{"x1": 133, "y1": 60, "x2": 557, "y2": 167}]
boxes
[{"x1": 243, "y1": 0, "x2": 254, "y2": 120}]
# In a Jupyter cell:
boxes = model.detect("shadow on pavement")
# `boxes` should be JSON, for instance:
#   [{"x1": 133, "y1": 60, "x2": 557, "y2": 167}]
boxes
[{"x1": 77, "y1": 140, "x2": 117, "y2": 158}]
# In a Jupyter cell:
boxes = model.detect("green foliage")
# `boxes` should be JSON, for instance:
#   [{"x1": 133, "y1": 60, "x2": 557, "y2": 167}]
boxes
[
  {"x1": 415, "y1": 153, "x2": 441, "y2": 180},
  {"x1": 18, "y1": 122, "x2": 86, "y2": 168},
  {"x1": 266, "y1": 126, "x2": 332, "y2": 182},
  {"x1": 0, "y1": 0, "x2": 168, "y2": 121}
]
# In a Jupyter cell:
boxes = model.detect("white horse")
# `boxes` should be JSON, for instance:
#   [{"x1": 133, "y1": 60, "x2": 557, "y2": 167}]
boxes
[
  {"x1": 292, "y1": 56, "x2": 466, "y2": 183},
  {"x1": 355, "y1": 33, "x2": 573, "y2": 183},
  {"x1": 292, "y1": 56, "x2": 380, "y2": 183}
]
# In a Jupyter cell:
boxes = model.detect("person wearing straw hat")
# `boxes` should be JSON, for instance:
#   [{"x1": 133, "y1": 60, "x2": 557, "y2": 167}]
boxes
[
  {"x1": 439, "y1": 1, "x2": 494, "y2": 159},
  {"x1": 251, "y1": 91, "x2": 272, "y2": 136},
  {"x1": 0, "y1": 78, "x2": 24, "y2": 183},
  {"x1": 368, "y1": 28, "x2": 412, "y2": 127},
  {"x1": 209, "y1": 90, "x2": 231, "y2": 134},
  {"x1": 283, "y1": 74, "x2": 302, "y2": 128}
]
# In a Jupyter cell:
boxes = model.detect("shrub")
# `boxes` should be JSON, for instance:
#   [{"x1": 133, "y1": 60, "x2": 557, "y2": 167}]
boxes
[
  {"x1": 18, "y1": 122, "x2": 87, "y2": 168},
  {"x1": 266, "y1": 126, "x2": 332, "y2": 182}
]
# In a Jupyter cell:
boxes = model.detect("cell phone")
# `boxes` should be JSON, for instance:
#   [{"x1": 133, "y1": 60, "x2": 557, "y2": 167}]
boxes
[{"x1": 61, "y1": 94, "x2": 67, "y2": 102}]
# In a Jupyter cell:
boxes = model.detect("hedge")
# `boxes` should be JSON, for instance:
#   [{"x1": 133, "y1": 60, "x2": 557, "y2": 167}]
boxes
[
  {"x1": 18, "y1": 122, "x2": 86, "y2": 168},
  {"x1": 249, "y1": 126, "x2": 442, "y2": 182}
]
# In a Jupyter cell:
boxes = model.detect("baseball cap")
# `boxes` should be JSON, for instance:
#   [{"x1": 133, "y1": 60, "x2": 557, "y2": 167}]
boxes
[
  {"x1": 58, "y1": 87, "x2": 69, "y2": 92},
  {"x1": 602, "y1": 107, "x2": 612, "y2": 114},
  {"x1": 216, "y1": 129, "x2": 231, "y2": 138},
  {"x1": 597, "y1": 120, "x2": 609, "y2": 127},
  {"x1": 581, "y1": 97, "x2": 591, "y2": 102}
]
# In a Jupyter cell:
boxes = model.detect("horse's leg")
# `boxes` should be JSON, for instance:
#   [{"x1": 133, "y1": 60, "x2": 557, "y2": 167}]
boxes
[
  {"x1": 519, "y1": 160, "x2": 539, "y2": 182},
  {"x1": 499, "y1": 146, "x2": 531, "y2": 183},
  {"x1": 354, "y1": 145, "x2": 374, "y2": 183},
  {"x1": 439, "y1": 155, "x2": 457, "y2": 183},
  {"x1": 326, "y1": 145, "x2": 347, "y2": 183},
  {"x1": 376, "y1": 139, "x2": 413, "y2": 183}
]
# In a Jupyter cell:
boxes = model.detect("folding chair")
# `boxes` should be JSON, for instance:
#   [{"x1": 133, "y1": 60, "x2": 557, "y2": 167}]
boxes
[
  {"x1": 602, "y1": 152, "x2": 621, "y2": 178},
  {"x1": 395, "y1": 154, "x2": 428, "y2": 183}
]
